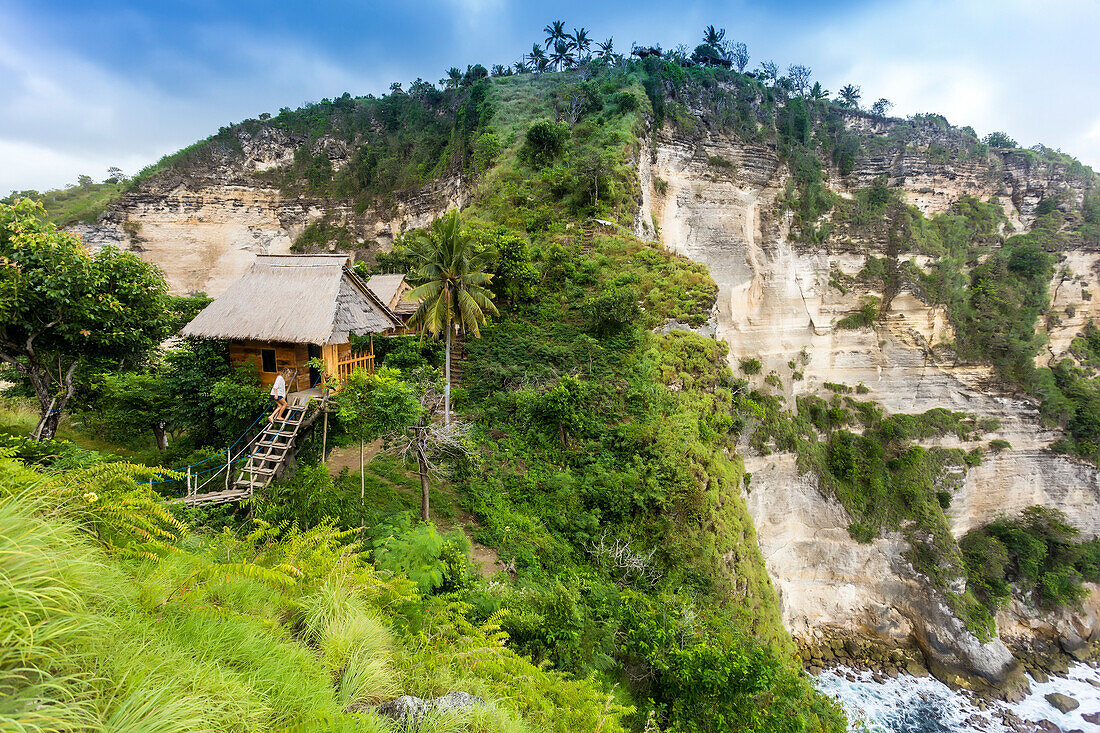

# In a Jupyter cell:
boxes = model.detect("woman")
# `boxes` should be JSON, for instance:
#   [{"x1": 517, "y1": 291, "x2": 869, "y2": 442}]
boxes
[{"x1": 269, "y1": 368, "x2": 293, "y2": 424}]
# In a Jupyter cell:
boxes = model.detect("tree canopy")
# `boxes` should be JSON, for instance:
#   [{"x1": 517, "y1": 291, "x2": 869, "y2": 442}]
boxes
[{"x1": 0, "y1": 199, "x2": 172, "y2": 439}]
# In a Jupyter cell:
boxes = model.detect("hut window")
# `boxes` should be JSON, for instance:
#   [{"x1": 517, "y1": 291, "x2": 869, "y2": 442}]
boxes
[{"x1": 261, "y1": 349, "x2": 276, "y2": 373}]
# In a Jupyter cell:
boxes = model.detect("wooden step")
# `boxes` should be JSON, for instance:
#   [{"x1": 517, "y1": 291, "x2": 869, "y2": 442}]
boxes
[
  {"x1": 239, "y1": 465, "x2": 276, "y2": 476},
  {"x1": 180, "y1": 488, "x2": 253, "y2": 507}
]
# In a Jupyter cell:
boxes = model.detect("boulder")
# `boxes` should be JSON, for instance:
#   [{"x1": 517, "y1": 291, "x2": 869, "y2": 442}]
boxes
[
  {"x1": 375, "y1": 692, "x2": 488, "y2": 720},
  {"x1": 1044, "y1": 692, "x2": 1080, "y2": 714},
  {"x1": 1082, "y1": 710, "x2": 1100, "y2": 724}
]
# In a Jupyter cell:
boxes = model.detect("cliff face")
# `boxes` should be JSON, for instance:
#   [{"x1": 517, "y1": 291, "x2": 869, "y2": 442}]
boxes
[
  {"x1": 638, "y1": 113, "x2": 1100, "y2": 685},
  {"x1": 71, "y1": 127, "x2": 466, "y2": 295}
]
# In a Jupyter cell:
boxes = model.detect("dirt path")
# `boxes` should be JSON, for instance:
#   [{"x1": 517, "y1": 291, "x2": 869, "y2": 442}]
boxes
[{"x1": 325, "y1": 439, "x2": 383, "y2": 474}]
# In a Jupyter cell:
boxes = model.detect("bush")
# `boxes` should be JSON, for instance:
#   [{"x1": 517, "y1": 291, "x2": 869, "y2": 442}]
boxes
[
  {"x1": 519, "y1": 121, "x2": 568, "y2": 168},
  {"x1": 739, "y1": 357, "x2": 762, "y2": 375},
  {"x1": 582, "y1": 285, "x2": 641, "y2": 338}
]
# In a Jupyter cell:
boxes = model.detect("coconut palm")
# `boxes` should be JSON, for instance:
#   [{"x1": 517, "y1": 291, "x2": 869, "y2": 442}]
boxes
[
  {"x1": 544, "y1": 20, "x2": 568, "y2": 49},
  {"x1": 597, "y1": 37, "x2": 614, "y2": 62},
  {"x1": 837, "y1": 84, "x2": 862, "y2": 109},
  {"x1": 513, "y1": 59, "x2": 529, "y2": 74},
  {"x1": 442, "y1": 67, "x2": 462, "y2": 89},
  {"x1": 528, "y1": 44, "x2": 548, "y2": 74},
  {"x1": 571, "y1": 27, "x2": 592, "y2": 60},
  {"x1": 551, "y1": 38, "x2": 576, "y2": 71},
  {"x1": 405, "y1": 210, "x2": 498, "y2": 426},
  {"x1": 702, "y1": 25, "x2": 726, "y2": 48}
]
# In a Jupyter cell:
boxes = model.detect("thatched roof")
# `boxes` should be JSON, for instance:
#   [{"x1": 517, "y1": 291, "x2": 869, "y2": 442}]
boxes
[
  {"x1": 366, "y1": 273, "x2": 419, "y2": 316},
  {"x1": 180, "y1": 254, "x2": 400, "y2": 344}
]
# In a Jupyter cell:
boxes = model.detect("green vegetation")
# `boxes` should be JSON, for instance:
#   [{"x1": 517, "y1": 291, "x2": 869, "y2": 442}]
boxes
[
  {"x1": 2, "y1": 179, "x2": 126, "y2": 227},
  {"x1": 0, "y1": 200, "x2": 173, "y2": 440},
  {"x1": 962, "y1": 506, "x2": 1100, "y2": 614},
  {"x1": 0, "y1": 450, "x2": 628, "y2": 732}
]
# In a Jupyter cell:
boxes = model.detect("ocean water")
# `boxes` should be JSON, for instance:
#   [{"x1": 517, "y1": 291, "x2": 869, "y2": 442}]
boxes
[{"x1": 813, "y1": 664, "x2": 1100, "y2": 732}]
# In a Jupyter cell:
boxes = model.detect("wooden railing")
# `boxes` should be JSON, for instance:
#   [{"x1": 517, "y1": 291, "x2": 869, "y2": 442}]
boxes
[{"x1": 335, "y1": 353, "x2": 375, "y2": 381}]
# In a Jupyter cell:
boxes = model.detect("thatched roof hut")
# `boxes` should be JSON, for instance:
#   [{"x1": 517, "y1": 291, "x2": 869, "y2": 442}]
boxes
[
  {"x1": 180, "y1": 254, "x2": 402, "y2": 392},
  {"x1": 181, "y1": 254, "x2": 399, "y2": 343},
  {"x1": 366, "y1": 273, "x2": 419, "y2": 321}
]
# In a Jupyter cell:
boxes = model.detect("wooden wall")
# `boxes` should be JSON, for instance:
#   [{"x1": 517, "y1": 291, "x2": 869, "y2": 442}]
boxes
[{"x1": 229, "y1": 340, "x2": 311, "y2": 393}]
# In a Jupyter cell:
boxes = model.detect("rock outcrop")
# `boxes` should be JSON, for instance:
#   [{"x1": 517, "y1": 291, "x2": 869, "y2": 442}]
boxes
[
  {"x1": 70, "y1": 127, "x2": 466, "y2": 296},
  {"x1": 640, "y1": 113, "x2": 1100, "y2": 692}
]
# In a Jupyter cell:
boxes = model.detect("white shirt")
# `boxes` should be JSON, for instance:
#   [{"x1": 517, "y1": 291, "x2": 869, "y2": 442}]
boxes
[{"x1": 271, "y1": 374, "x2": 286, "y2": 399}]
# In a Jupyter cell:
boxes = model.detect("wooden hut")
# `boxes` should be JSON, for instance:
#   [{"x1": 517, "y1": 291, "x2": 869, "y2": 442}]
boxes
[
  {"x1": 180, "y1": 254, "x2": 401, "y2": 393},
  {"x1": 366, "y1": 273, "x2": 419, "y2": 332}
]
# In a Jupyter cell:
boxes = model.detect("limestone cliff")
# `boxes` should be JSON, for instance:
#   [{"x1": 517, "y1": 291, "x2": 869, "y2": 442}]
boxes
[
  {"x1": 71, "y1": 126, "x2": 467, "y2": 295},
  {"x1": 638, "y1": 110, "x2": 1100, "y2": 690}
]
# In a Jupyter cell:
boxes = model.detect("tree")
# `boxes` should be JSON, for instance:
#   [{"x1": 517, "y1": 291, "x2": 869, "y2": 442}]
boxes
[
  {"x1": 0, "y1": 200, "x2": 171, "y2": 440},
  {"x1": 596, "y1": 37, "x2": 614, "y2": 63},
  {"x1": 702, "y1": 25, "x2": 726, "y2": 48},
  {"x1": 551, "y1": 38, "x2": 576, "y2": 71},
  {"x1": 528, "y1": 44, "x2": 549, "y2": 73},
  {"x1": 809, "y1": 81, "x2": 830, "y2": 101},
  {"x1": 106, "y1": 166, "x2": 127, "y2": 184},
  {"x1": 870, "y1": 98, "x2": 894, "y2": 118},
  {"x1": 443, "y1": 67, "x2": 462, "y2": 89},
  {"x1": 837, "y1": 84, "x2": 861, "y2": 109},
  {"x1": 544, "y1": 20, "x2": 567, "y2": 49},
  {"x1": 76, "y1": 174, "x2": 93, "y2": 190},
  {"x1": 405, "y1": 210, "x2": 499, "y2": 426},
  {"x1": 757, "y1": 60, "x2": 779, "y2": 85},
  {"x1": 571, "y1": 27, "x2": 591, "y2": 61},
  {"x1": 728, "y1": 41, "x2": 749, "y2": 73},
  {"x1": 334, "y1": 366, "x2": 422, "y2": 513},
  {"x1": 787, "y1": 64, "x2": 813, "y2": 96},
  {"x1": 94, "y1": 368, "x2": 173, "y2": 450},
  {"x1": 983, "y1": 131, "x2": 1018, "y2": 148}
]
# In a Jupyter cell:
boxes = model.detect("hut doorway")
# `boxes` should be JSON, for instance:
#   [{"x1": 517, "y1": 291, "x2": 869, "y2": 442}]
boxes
[{"x1": 308, "y1": 344, "x2": 321, "y2": 387}]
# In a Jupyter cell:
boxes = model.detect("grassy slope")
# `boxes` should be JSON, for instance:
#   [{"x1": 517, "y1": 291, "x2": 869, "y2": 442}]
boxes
[{"x1": 0, "y1": 454, "x2": 627, "y2": 733}]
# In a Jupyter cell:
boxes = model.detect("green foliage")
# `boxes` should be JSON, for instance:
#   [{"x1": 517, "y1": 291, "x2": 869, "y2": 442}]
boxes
[
  {"x1": 292, "y1": 216, "x2": 356, "y2": 252},
  {"x1": 3, "y1": 179, "x2": 127, "y2": 227},
  {"x1": 739, "y1": 357, "x2": 762, "y2": 375},
  {"x1": 962, "y1": 506, "x2": 1099, "y2": 613},
  {"x1": 582, "y1": 284, "x2": 641, "y2": 338},
  {"x1": 836, "y1": 298, "x2": 879, "y2": 330},
  {"x1": 0, "y1": 200, "x2": 173, "y2": 438},
  {"x1": 519, "y1": 120, "x2": 568, "y2": 168},
  {"x1": 983, "y1": 131, "x2": 1018, "y2": 148},
  {"x1": 334, "y1": 366, "x2": 423, "y2": 443}
]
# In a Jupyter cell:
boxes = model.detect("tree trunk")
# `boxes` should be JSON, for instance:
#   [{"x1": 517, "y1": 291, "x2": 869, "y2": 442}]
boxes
[
  {"x1": 417, "y1": 443, "x2": 430, "y2": 522},
  {"x1": 30, "y1": 358, "x2": 80, "y2": 442},
  {"x1": 34, "y1": 409, "x2": 62, "y2": 442},
  {"x1": 152, "y1": 422, "x2": 168, "y2": 451},
  {"x1": 444, "y1": 325, "x2": 452, "y2": 427}
]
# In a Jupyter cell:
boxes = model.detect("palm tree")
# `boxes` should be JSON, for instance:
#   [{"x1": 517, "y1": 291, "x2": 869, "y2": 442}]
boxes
[
  {"x1": 551, "y1": 38, "x2": 576, "y2": 71},
  {"x1": 571, "y1": 27, "x2": 591, "y2": 60},
  {"x1": 513, "y1": 58, "x2": 529, "y2": 74},
  {"x1": 809, "y1": 81, "x2": 830, "y2": 101},
  {"x1": 528, "y1": 44, "x2": 548, "y2": 74},
  {"x1": 405, "y1": 210, "x2": 498, "y2": 426},
  {"x1": 597, "y1": 37, "x2": 614, "y2": 62},
  {"x1": 703, "y1": 25, "x2": 726, "y2": 48},
  {"x1": 838, "y1": 84, "x2": 861, "y2": 109},
  {"x1": 442, "y1": 67, "x2": 462, "y2": 89},
  {"x1": 544, "y1": 20, "x2": 567, "y2": 49}
]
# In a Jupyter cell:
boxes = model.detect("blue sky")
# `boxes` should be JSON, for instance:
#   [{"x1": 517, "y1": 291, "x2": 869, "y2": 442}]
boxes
[{"x1": 2, "y1": 0, "x2": 1098, "y2": 195}]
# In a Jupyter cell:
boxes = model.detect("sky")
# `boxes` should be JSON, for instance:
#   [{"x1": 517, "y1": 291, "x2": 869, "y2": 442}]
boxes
[{"x1": 2, "y1": 0, "x2": 1098, "y2": 196}]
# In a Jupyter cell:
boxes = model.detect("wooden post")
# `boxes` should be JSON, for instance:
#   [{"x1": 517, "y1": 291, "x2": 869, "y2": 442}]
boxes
[
  {"x1": 186, "y1": 466, "x2": 192, "y2": 498},
  {"x1": 225, "y1": 448, "x2": 231, "y2": 491},
  {"x1": 322, "y1": 409, "x2": 328, "y2": 460}
]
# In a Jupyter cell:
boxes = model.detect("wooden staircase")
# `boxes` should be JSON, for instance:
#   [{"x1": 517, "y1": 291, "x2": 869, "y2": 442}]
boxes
[{"x1": 179, "y1": 401, "x2": 316, "y2": 507}]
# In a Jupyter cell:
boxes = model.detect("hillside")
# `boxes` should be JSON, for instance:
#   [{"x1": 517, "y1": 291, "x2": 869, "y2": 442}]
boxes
[{"x1": 10, "y1": 48, "x2": 1100, "y2": 729}]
